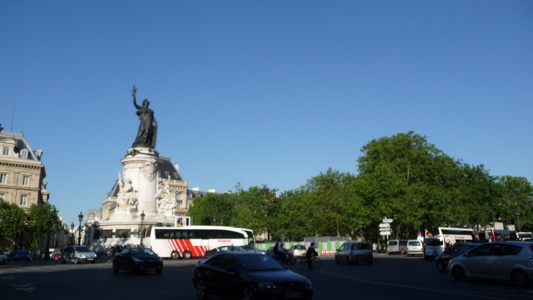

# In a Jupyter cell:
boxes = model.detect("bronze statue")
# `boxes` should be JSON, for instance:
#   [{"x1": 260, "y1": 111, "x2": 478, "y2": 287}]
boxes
[{"x1": 131, "y1": 85, "x2": 157, "y2": 148}]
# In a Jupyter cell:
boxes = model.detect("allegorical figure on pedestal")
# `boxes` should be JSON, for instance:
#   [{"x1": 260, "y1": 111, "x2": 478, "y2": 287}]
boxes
[{"x1": 131, "y1": 85, "x2": 158, "y2": 148}]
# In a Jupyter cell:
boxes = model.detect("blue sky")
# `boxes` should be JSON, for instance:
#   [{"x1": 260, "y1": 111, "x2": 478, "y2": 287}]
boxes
[{"x1": 1, "y1": 1, "x2": 532, "y2": 227}]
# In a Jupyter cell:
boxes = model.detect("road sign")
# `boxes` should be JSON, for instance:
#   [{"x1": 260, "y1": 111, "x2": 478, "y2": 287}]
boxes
[
  {"x1": 379, "y1": 223, "x2": 390, "y2": 228},
  {"x1": 379, "y1": 231, "x2": 391, "y2": 236},
  {"x1": 382, "y1": 218, "x2": 393, "y2": 223},
  {"x1": 379, "y1": 226, "x2": 390, "y2": 231}
]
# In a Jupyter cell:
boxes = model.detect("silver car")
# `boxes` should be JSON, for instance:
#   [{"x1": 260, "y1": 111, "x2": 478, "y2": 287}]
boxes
[
  {"x1": 406, "y1": 240, "x2": 423, "y2": 256},
  {"x1": 335, "y1": 242, "x2": 373, "y2": 265},
  {"x1": 61, "y1": 246, "x2": 97, "y2": 264},
  {"x1": 448, "y1": 241, "x2": 533, "y2": 287}
]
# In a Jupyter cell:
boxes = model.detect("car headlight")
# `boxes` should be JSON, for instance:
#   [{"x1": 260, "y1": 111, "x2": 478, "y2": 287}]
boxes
[{"x1": 258, "y1": 281, "x2": 278, "y2": 289}]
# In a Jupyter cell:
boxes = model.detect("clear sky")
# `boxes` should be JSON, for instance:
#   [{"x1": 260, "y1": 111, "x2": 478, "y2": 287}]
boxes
[{"x1": 1, "y1": 1, "x2": 532, "y2": 227}]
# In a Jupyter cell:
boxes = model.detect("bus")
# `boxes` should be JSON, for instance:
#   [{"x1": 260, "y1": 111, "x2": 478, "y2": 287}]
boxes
[
  {"x1": 427, "y1": 227, "x2": 476, "y2": 245},
  {"x1": 147, "y1": 226, "x2": 253, "y2": 259}
]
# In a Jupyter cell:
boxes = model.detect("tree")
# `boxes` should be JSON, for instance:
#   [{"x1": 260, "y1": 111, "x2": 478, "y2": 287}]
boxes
[
  {"x1": 27, "y1": 203, "x2": 60, "y2": 251},
  {"x1": 0, "y1": 201, "x2": 27, "y2": 249}
]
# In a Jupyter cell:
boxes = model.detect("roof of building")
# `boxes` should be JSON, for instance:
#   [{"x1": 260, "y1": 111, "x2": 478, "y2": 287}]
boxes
[{"x1": 0, "y1": 131, "x2": 43, "y2": 162}]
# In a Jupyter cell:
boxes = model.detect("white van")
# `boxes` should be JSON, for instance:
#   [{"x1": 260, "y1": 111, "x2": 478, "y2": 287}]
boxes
[
  {"x1": 405, "y1": 240, "x2": 423, "y2": 256},
  {"x1": 387, "y1": 240, "x2": 408, "y2": 255}
]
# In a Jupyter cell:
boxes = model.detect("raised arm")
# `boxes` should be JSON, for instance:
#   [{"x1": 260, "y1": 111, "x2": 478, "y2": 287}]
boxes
[{"x1": 131, "y1": 85, "x2": 140, "y2": 109}]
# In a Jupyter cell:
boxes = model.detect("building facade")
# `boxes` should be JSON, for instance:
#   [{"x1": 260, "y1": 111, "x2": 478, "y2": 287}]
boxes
[{"x1": 0, "y1": 131, "x2": 49, "y2": 208}]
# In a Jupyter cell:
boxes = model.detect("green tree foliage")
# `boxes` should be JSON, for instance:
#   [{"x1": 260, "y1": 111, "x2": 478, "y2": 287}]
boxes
[
  {"x1": 188, "y1": 131, "x2": 532, "y2": 241},
  {"x1": 0, "y1": 201, "x2": 27, "y2": 240},
  {"x1": 26, "y1": 203, "x2": 60, "y2": 250}
]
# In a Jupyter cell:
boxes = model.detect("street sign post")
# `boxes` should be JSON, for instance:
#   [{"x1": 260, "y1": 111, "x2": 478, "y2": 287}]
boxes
[{"x1": 379, "y1": 231, "x2": 391, "y2": 236}]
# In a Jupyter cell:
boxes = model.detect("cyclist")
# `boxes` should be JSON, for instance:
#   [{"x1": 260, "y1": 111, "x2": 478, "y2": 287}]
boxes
[{"x1": 306, "y1": 242, "x2": 318, "y2": 269}]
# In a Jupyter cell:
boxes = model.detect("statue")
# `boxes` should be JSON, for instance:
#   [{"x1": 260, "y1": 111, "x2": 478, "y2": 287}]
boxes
[{"x1": 131, "y1": 85, "x2": 157, "y2": 148}]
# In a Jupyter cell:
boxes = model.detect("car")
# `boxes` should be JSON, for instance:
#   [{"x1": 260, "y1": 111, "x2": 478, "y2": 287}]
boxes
[
  {"x1": 335, "y1": 242, "x2": 373, "y2": 265},
  {"x1": 113, "y1": 247, "x2": 163, "y2": 274},
  {"x1": 241, "y1": 245, "x2": 264, "y2": 253},
  {"x1": 52, "y1": 253, "x2": 63, "y2": 260},
  {"x1": 448, "y1": 241, "x2": 533, "y2": 287},
  {"x1": 387, "y1": 239, "x2": 408, "y2": 255},
  {"x1": 203, "y1": 245, "x2": 247, "y2": 258},
  {"x1": 0, "y1": 250, "x2": 7, "y2": 265},
  {"x1": 8, "y1": 250, "x2": 32, "y2": 262},
  {"x1": 423, "y1": 237, "x2": 444, "y2": 260},
  {"x1": 193, "y1": 252, "x2": 313, "y2": 300},
  {"x1": 289, "y1": 245, "x2": 307, "y2": 258},
  {"x1": 405, "y1": 240, "x2": 423, "y2": 256},
  {"x1": 435, "y1": 242, "x2": 478, "y2": 272},
  {"x1": 61, "y1": 246, "x2": 97, "y2": 264}
]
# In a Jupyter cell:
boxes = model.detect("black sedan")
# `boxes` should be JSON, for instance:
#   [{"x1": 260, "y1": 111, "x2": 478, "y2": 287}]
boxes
[
  {"x1": 113, "y1": 247, "x2": 163, "y2": 275},
  {"x1": 435, "y1": 242, "x2": 478, "y2": 272},
  {"x1": 193, "y1": 252, "x2": 313, "y2": 300},
  {"x1": 203, "y1": 245, "x2": 247, "y2": 258}
]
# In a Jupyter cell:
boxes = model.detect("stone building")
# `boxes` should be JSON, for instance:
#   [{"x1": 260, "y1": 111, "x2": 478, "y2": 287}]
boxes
[{"x1": 0, "y1": 131, "x2": 49, "y2": 208}]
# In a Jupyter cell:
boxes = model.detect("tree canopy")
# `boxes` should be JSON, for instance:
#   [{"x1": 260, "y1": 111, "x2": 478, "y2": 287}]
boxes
[{"x1": 188, "y1": 131, "x2": 532, "y2": 241}]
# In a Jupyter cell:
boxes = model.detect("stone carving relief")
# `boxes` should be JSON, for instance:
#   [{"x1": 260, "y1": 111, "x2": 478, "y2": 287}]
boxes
[
  {"x1": 117, "y1": 177, "x2": 138, "y2": 211},
  {"x1": 155, "y1": 176, "x2": 176, "y2": 220},
  {"x1": 142, "y1": 160, "x2": 157, "y2": 182}
]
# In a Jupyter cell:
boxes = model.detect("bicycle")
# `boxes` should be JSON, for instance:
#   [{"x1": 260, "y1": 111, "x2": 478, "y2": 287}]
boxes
[{"x1": 297, "y1": 256, "x2": 321, "y2": 270}]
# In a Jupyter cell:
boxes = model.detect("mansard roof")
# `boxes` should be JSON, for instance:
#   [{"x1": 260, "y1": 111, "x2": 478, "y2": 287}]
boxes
[
  {"x1": 0, "y1": 130, "x2": 43, "y2": 162},
  {"x1": 156, "y1": 156, "x2": 183, "y2": 181}
]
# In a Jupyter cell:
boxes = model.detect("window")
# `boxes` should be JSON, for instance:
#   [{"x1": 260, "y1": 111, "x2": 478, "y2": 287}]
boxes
[
  {"x1": 20, "y1": 195, "x2": 28, "y2": 206},
  {"x1": 0, "y1": 173, "x2": 6, "y2": 184},
  {"x1": 20, "y1": 149, "x2": 28, "y2": 158},
  {"x1": 0, "y1": 193, "x2": 5, "y2": 201},
  {"x1": 22, "y1": 176, "x2": 29, "y2": 186},
  {"x1": 2, "y1": 147, "x2": 9, "y2": 155}
]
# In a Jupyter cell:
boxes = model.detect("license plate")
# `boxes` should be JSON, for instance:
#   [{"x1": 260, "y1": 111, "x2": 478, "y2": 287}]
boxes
[{"x1": 286, "y1": 291, "x2": 303, "y2": 298}]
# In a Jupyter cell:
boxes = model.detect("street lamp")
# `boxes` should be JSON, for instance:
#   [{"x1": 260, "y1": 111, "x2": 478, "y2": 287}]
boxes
[
  {"x1": 140, "y1": 211, "x2": 145, "y2": 247},
  {"x1": 78, "y1": 212, "x2": 83, "y2": 245}
]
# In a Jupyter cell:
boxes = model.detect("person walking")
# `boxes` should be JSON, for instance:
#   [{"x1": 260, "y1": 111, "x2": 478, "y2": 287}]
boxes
[{"x1": 306, "y1": 242, "x2": 318, "y2": 269}]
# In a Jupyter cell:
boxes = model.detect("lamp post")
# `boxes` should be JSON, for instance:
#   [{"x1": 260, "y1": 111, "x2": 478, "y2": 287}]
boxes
[
  {"x1": 78, "y1": 212, "x2": 83, "y2": 245},
  {"x1": 140, "y1": 211, "x2": 145, "y2": 247}
]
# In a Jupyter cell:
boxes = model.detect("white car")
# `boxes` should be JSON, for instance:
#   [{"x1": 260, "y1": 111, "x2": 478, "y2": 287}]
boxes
[
  {"x1": 61, "y1": 246, "x2": 97, "y2": 264},
  {"x1": 448, "y1": 241, "x2": 533, "y2": 287},
  {"x1": 406, "y1": 240, "x2": 423, "y2": 256}
]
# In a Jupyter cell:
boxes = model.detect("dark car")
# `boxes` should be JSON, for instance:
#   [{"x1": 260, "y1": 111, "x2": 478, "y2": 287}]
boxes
[
  {"x1": 203, "y1": 245, "x2": 247, "y2": 258},
  {"x1": 435, "y1": 243, "x2": 478, "y2": 272},
  {"x1": 8, "y1": 250, "x2": 32, "y2": 262},
  {"x1": 113, "y1": 247, "x2": 163, "y2": 274},
  {"x1": 193, "y1": 252, "x2": 313, "y2": 300},
  {"x1": 0, "y1": 250, "x2": 7, "y2": 265}
]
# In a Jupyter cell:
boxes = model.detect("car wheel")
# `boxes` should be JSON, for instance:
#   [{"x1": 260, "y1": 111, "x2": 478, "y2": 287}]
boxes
[
  {"x1": 113, "y1": 262, "x2": 119, "y2": 273},
  {"x1": 346, "y1": 257, "x2": 352, "y2": 265},
  {"x1": 156, "y1": 268, "x2": 162, "y2": 275},
  {"x1": 183, "y1": 251, "x2": 192, "y2": 259},
  {"x1": 61, "y1": 259, "x2": 66, "y2": 264},
  {"x1": 437, "y1": 261, "x2": 446, "y2": 272},
  {"x1": 242, "y1": 286, "x2": 255, "y2": 300},
  {"x1": 335, "y1": 256, "x2": 340, "y2": 264},
  {"x1": 511, "y1": 270, "x2": 531, "y2": 287},
  {"x1": 170, "y1": 251, "x2": 180, "y2": 260},
  {"x1": 451, "y1": 266, "x2": 467, "y2": 282},
  {"x1": 74, "y1": 258, "x2": 80, "y2": 264},
  {"x1": 195, "y1": 278, "x2": 210, "y2": 300}
]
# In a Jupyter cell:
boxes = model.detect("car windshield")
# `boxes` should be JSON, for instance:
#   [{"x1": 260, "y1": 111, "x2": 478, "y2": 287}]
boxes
[
  {"x1": 238, "y1": 255, "x2": 285, "y2": 271},
  {"x1": 352, "y1": 243, "x2": 371, "y2": 250},
  {"x1": 293, "y1": 245, "x2": 305, "y2": 250},
  {"x1": 408, "y1": 241, "x2": 420, "y2": 246},
  {"x1": 130, "y1": 248, "x2": 157, "y2": 255},
  {"x1": 76, "y1": 247, "x2": 91, "y2": 252}
]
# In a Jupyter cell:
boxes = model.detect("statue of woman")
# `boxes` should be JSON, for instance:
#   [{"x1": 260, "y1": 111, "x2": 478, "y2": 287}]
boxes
[{"x1": 131, "y1": 85, "x2": 157, "y2": 148}]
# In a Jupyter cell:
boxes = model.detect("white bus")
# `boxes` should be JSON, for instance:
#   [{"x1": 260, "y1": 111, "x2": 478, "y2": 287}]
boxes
[
  {"x1": 427, "y1": 227, "x2": 476, "y2": 245},
  {"x1": 147, "y1": 226, "x2": 253, "y2": 259}
]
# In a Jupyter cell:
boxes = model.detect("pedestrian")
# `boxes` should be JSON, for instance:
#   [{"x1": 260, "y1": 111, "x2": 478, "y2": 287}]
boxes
[
  {"x1": 372, "y1": 243, "x2": 377, "y2": 254},
  {"x1": 306, "y1": 242, "x2": 318, "y2": 269}
]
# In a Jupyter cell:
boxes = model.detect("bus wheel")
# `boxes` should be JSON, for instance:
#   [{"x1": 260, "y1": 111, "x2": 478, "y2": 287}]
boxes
[
  {"x1": 183, "y1": 251, "x2": 192, "y2": 259},
  {"x1": 170, "y1": 251, "x2": 180, "y2": 260}
]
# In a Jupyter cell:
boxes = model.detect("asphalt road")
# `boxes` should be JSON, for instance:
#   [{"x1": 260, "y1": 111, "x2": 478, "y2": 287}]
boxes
[{"x1": 1, "y1": 254, "x2": 532, "y2": 300}]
